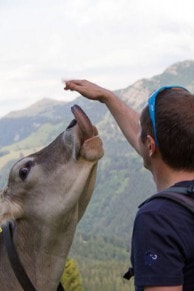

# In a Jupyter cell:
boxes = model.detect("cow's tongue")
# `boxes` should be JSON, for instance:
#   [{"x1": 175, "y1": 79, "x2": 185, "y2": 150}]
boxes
[{"x1": 71, "y1": 105, "x2": 94, "y2": 140}]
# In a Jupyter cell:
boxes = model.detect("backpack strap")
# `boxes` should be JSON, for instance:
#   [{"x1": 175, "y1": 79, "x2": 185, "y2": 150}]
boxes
[
  {"x1": 123, "y1": 267, "x2": 134, "y2": 280},
  {"x1": 143, "y1": 186, "x2": 194, "y2": 214}
]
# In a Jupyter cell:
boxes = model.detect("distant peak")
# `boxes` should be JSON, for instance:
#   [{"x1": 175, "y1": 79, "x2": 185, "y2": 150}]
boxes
[
  {"x1": 164, "y1": 59, "x2": 194, "y2": 75},
  {"x1": 5, "y1": 98, "x2": 66, "y2": 118}
]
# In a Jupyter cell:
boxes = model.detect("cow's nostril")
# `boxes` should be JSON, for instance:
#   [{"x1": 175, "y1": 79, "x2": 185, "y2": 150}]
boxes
[{"x1": 66, "y1": 119, "x2": 77, "y2": 130}]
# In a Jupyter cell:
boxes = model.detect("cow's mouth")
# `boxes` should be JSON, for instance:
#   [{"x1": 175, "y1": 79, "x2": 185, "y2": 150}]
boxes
[
  {"x1": 67, "y1": 105, "x2": 94, "y2": 141},
  {"x1": 66, "y1": 119, "x2": 77, "y2": 129}
]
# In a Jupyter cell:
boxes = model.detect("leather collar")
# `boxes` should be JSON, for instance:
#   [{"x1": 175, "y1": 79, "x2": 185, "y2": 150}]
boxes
[{"x1": 2, "y1": 221, "x2": 65, "y2": 291}]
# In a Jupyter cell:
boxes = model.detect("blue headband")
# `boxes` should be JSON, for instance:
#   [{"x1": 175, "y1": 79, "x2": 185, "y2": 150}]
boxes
[{"x1": 148, "y1": 85, "x2": 189, "y2": 147}]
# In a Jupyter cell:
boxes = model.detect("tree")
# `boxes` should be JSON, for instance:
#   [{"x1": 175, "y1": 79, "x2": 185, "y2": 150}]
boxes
[{"x1": 61, "y1": 258, "x2": 84, "y2": 291}]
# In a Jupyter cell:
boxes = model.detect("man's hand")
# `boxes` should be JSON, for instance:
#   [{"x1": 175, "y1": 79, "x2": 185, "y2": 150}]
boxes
[
  {"x1": 64, "y1": 79, "x2": 141, "y2": 154},
  {"x1": 64, "y1": 79, "x2": 112, "y2": 103}
]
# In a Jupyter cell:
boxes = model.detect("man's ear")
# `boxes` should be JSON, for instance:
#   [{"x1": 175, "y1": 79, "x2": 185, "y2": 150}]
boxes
[{"x1": 146, "y1": 135, "x2": 157, "y2": 157}]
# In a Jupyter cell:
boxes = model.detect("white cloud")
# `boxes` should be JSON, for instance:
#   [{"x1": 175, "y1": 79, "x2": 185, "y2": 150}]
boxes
[{"x1": 0, "y1": 0, "x2": 194, "y2": 117}]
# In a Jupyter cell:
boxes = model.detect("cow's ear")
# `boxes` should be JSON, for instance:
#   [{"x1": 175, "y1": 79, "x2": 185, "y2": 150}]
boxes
[
  {"x1": 0, "y1": 190, "x2": 23, "y2": 224},
  {"x1": 80, "y1": 136, "x2": 104, "y2": 161}
]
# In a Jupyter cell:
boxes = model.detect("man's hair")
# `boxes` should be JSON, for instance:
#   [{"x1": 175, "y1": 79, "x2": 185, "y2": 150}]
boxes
[{"x1": 140, "y1": 88, "x2": 194, "y2": 171}]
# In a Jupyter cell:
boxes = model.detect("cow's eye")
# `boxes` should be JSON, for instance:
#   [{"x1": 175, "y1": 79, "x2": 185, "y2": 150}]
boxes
[
  {"x1": 19, "y1": 161, "x2": 34, "y2": 181},
  {"x1": 19, "y1": 167, "x2": 29, "y2": 181}
]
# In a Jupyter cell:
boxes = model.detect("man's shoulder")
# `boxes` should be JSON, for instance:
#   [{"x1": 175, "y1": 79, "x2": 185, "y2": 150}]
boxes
[
  {"x1": 136, "y1": 192, "x2": 192, "y2": 222},
  {"x1": 138, "y1": 194, "x2": 176, "y2": 213}
]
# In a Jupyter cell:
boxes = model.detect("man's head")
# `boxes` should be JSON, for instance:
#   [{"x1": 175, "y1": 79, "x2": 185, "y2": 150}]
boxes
[{"x1": 140, "y1": 86, "x2": 194, "y2": 171}]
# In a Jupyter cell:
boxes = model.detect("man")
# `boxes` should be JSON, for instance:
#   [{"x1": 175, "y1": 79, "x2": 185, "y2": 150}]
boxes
[{"x1": 64, "y1": 80, "x2": 194, "y2": 291}]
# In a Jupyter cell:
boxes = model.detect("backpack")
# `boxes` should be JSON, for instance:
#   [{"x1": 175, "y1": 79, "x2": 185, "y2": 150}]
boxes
[{"x1": 123, "y1": 185, "x2": 194, "y2": 280}]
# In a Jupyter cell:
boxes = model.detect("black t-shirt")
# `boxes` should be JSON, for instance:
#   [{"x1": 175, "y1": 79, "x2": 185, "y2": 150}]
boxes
[{"x1": 131, "y1": 180, "x2": 194, "y2": 291}]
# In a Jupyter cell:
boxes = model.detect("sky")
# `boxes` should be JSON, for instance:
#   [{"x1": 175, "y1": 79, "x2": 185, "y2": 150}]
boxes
[{"x1": 0, "y1": 0, "x2": 194, "y2": 117}]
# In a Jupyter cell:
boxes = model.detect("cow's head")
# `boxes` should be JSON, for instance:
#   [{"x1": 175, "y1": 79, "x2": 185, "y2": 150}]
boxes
[{"x1": 0, "y1": 105, "x2": 104, "y2": 229}]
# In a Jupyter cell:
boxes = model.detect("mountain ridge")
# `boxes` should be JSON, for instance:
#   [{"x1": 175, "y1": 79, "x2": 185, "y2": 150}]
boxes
[
  {"x1": 2, "y1": 59, "x2": 194, "y2": 121},
  {"x1": 5, "y1": 98, "x2": 67, "y2": 118}
]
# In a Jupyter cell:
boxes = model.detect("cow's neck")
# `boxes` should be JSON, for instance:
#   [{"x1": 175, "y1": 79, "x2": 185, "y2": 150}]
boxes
[{"x1": 13, "y1": 217, "x2": 77, "y2": 291}]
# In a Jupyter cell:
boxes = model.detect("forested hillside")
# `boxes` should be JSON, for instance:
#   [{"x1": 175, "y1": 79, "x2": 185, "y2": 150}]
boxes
[{"x1": 0, "y1": 60, "x2": 194, "y2": 290}]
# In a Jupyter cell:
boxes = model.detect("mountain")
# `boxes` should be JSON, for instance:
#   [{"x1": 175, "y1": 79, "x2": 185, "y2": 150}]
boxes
[{"x1": 0, "y1": 59, "x2": 194, "y2": 290}]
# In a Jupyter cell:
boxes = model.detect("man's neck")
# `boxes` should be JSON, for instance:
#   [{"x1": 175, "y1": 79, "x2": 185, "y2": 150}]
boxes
[{"x1": 151, "y1": 162, "x2": 194, "y2": 192}]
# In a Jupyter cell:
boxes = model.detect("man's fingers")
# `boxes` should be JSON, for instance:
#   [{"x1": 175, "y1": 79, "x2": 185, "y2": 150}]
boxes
[{"x1": 64, "y1": 80, "x2": 85, "y2": 91}]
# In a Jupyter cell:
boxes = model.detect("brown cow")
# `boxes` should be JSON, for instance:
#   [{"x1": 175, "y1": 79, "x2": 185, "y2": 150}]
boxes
[{"x1": 0, "y1": 105, "x2": 104, "y2": 291}]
